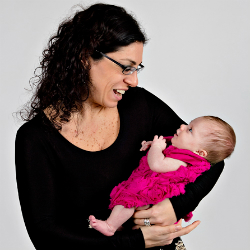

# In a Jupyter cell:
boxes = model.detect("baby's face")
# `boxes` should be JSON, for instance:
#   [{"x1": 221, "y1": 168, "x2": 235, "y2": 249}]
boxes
[{"x1": 171, "y1": 117, "x2": 210, "y2": 153}]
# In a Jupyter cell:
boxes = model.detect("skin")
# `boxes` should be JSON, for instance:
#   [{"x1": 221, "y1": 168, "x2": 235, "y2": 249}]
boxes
[
  {"x1": 59, "y1": 42, "x2": 143, "y2": 152},
  {"x1": 59, "y1": 42, "x2": 200, "y2": 247},
  {"x1": 87, "y1": 42, "x2": 143, "y2": 108},
  {"x1": 147, "y1": 135, "x2": 187, "y2": 172},
  {"x1": 171, "y1": 117, "x2": 209, "y2": 158},
  {"x1": 134, "y1": 118, "x2": 211, "y2": 228},
  {"x1": 141, "y1": 220, "x2": 200, "y2": 248},
  {"x1": 133, "y1": 119, "x2": 213, "y2": 247},
  {"x1": 88, "y1": 132, "x2": 197, "y2": 237},
  {"x1": 141, "y1": 117, "x2": 212, "y2": 173}
]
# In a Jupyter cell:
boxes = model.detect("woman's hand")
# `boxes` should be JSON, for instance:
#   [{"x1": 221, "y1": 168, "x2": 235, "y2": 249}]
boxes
[
  {"x1": 133, "y1": 198, "x2": 177, "y2": 227},
  {"x1": 140, "y1": 219, "x2": 200, "y2": 248},
  {"x1": 133, "y1": 199, "x2": 200, "y2": 247}
]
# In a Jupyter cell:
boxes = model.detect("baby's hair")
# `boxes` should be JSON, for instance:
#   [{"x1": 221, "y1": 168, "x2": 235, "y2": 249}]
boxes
[{"x1": 200, "y1": 116, "x2": 236, "y2": 164}]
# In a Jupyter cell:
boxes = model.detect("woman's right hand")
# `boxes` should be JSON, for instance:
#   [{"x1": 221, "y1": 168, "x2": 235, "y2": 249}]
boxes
[{"x1": 140, "y1": 220, "x2": 200, "y2": 248}]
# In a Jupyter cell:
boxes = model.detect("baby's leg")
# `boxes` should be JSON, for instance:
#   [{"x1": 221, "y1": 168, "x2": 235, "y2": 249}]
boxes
[{"x1": 89, "y1": 205, "x2": 135, "y2": 236}]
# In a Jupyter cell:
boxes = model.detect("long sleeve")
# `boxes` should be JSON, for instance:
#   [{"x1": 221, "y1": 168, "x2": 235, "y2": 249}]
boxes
[
  {"x1": 15, "y1": 120, "x2": 145, "y2": 250},
  {"x1": 142, "y1": 88, "x2": 225, "y2": 220},
  {"x1": 15, "y1": 87, "x2": 225, "y2": 250},
  {"x1": 170, "y1": 161, "x2": 224, "y2": 220}
]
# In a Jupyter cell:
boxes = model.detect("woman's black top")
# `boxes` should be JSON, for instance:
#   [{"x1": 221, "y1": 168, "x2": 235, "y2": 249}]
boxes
[{"x1": 15, "y1": 87, "x2": 224, "y2": 250}]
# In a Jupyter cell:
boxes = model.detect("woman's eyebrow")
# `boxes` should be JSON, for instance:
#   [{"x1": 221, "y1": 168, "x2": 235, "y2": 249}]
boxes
[{"x1": 120, "y1": 58, "x2": 137, "y2": 65}]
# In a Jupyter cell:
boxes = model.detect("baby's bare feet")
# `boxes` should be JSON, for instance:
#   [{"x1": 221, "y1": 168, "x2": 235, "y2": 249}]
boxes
[{"x1": 88, "y1": 215, "x2": 115, "y2": 236}]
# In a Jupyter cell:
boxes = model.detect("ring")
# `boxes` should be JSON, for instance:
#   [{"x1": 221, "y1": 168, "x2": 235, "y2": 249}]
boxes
[{"x1": 144, "y1": 218, "x2": 151, "y2": 226}]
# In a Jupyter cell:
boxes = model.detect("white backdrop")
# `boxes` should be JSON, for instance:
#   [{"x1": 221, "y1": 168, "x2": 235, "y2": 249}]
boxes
[{"x1": 1, "y1": 0, "x2": 249, "y2": 249}]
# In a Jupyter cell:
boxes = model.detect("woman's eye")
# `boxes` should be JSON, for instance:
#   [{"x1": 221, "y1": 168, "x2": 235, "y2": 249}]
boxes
[
  {"x1": 124, "y1": 66, "x2": 132, "y2": 72},
  {"x1": 189, "y1": 128, "x2": 192, "y2": 132}
]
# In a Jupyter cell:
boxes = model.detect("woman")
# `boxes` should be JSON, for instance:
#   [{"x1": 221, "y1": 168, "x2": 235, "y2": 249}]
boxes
[{"x1": 15, "y1": 3, "x2": 224, "y2": 250}]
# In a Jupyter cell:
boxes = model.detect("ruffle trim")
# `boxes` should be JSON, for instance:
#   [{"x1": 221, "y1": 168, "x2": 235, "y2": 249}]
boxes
[{"x1": 109, "y1": 144, "x2": 211, "y2": 222}]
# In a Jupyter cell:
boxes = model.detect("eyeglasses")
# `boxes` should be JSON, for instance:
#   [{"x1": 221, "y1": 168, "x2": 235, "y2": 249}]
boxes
[{"x1": 96, "y1": 50, "x2": 144, "y2": 75}]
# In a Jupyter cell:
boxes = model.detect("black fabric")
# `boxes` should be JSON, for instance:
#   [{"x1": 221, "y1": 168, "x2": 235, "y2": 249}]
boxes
[{"x1": 15, "y1": 87, "x2": 224, "y2": 249}]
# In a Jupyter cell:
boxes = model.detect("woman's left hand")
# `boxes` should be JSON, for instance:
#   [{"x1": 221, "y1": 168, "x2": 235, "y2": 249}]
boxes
[{"x1": 133, "y1": 198, "x2": 177, "y2": 228}]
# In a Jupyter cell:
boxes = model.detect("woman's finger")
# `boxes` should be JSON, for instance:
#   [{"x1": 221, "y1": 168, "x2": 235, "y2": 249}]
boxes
[
  {"x1": 135, "y1": 205, "x2": 150, "y2": 211},
  {"x1": 132, "y1": 224, "x2": 142, "y2": 230},
  {"x1": 133, "y1": 206, "x2": 155, "y2": 225},
  {"x1": 133, "y1": 205, "x2": 159, "y2": 225},
  {"x1": 140, "y1": 220, "x2": 200, "y2": 248},
  {"x1": 178, "y1": 220, "x2": 200, "y2": 236},
  {"x1": 134, "y1": 199, "x2": 177, "y2": 226},
  {"x1": 134, "y1": 218, "x2": 153, "y2": 226},
  {"x1": 133, "y1": 207, "x2": 151, "y2": 219},
  {"x1": 168, "y1": 220, "x2": 201, "y2": 238}
]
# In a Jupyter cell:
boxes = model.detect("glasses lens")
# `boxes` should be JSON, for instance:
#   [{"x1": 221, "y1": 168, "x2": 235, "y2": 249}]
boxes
[
  {"x1": 122, "y1": 65, "x2": 144, "y2": 75},
  {"x1": 122, "y1": 67, "x2": 135, "y2": 75},
  {"x1": 137, "y1": 64, "x2": 144, "y2": 74}
]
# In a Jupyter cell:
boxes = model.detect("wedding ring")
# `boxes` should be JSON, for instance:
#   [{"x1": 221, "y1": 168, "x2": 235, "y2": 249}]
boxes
[{"x1": 144, "y1": 218, "x2": 151, "y2": 226}]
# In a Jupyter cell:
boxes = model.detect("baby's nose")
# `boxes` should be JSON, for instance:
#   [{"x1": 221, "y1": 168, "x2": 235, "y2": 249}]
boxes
[{"x1": 180, "y1": 124, "x2": 186, "y2": 130}]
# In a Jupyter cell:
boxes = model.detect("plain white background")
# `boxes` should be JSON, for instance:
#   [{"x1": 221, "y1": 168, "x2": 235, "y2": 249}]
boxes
[{"x1": 1, "y1": 0, "x2": 249, "y2": 249}]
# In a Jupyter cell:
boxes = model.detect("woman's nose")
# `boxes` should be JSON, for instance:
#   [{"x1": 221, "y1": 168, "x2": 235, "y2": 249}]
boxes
[{"x1": 124, "y1": 71, "x2": 138, "y2": 87}]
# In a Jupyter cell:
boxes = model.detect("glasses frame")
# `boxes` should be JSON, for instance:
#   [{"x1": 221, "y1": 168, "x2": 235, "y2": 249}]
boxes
[{"x1": 96, "y1": 50, "x2": 144, "y2": 75}]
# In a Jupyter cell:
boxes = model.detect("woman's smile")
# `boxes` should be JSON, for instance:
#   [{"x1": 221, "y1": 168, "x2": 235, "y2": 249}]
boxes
[
  {"x1": 88, "y1": 42, "x2": 143, "y2": 108},
  {"x1": 113, "y1": 89, "x2": 126, "y2": 100}
]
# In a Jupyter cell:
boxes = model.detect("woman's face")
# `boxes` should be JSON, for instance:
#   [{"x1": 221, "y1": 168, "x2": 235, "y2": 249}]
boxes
[{"x1": 88, "y1": 42, "x2": 144, "y2": 108}]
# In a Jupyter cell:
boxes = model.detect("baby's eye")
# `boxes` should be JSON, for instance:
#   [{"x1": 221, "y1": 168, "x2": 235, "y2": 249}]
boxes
[{"x1": 189, "y1": 128, "x2": 192, "y2": 132}]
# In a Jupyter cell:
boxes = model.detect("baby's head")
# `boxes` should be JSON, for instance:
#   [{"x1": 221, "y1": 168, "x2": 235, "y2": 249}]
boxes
[{"x1": 171, "y1": 116, "x2": 236, "y2": 164}]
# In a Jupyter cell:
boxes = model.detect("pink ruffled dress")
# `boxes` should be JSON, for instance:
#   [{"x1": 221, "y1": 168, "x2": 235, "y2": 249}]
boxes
[{"x1": 109, "y1": 137, "x2": 211, "y2": 221}]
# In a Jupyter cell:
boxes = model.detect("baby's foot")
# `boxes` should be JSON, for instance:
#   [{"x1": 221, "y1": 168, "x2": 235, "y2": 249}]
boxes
[{"x1": 88, "y1": 215, "x2": 115, "y2": 236}]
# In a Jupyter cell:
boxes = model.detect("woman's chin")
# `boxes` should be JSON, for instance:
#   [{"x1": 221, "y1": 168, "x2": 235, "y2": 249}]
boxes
[{"x1": 101, "y1": 100, "x2": 119, "y2": 109}]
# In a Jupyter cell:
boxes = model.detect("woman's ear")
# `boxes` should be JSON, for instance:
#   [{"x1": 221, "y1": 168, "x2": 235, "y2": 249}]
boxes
[
  {"x1": 81, "y1": 58, "x2": 90, "y2": 70},
  {"x1": 194, "y1": 149, "x2": 208, "y2": 158}
]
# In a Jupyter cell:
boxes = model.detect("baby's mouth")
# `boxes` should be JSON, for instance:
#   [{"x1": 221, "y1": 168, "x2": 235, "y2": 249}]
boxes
[{"x1": 113, "y1": 89, "x2": 125, "y2": 96}]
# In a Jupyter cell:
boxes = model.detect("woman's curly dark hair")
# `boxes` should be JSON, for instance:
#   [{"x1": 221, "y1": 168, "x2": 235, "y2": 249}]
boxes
[{"x1": 20, "y1": 3, "x2": 147, "y2": 130}]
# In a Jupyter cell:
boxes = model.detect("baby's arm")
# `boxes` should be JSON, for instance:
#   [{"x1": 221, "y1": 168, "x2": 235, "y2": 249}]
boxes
[{"x1": 147, "y1": 135, "x2": 187, "y2": 173}]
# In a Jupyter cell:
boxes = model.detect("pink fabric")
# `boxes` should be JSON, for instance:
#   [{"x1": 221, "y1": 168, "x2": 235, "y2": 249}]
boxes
[{"x1": 109, "y1": 138, "x2": 211, "y2": 221}]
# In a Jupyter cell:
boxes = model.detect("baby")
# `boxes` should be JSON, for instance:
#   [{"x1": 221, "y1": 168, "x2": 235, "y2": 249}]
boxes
[{"x1": 89, "y1": 116, "x2": 236, "y2": 236}]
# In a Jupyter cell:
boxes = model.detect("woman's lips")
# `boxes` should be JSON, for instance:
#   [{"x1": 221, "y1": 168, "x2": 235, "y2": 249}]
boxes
[{"x1": 113, "y1": 89, "x2": 126, "y2": 100}]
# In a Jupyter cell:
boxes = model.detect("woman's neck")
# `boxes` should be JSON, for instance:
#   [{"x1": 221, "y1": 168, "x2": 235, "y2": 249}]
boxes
[{"x1": 75, "y1": 101, "x2": 118, "y2": 124}]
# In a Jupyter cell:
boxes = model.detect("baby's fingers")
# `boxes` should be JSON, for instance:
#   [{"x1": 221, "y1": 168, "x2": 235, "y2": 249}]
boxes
[{"x1": 153, "y1": 135, "x2": 159, "y2": 140}]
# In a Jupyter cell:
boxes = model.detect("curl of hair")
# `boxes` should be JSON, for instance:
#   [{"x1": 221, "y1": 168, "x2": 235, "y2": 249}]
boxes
[
  {"x1": 201, "y1": 116, "x2": 236, "y2": 164},
  {"x1": 19, "y1": 3, "x2": 147, "y2": 130}
]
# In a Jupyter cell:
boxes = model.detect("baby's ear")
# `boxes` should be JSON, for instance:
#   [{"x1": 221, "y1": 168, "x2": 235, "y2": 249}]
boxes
[{"x1": 194, "y1": 149, "x2": 208, "y2": 158}]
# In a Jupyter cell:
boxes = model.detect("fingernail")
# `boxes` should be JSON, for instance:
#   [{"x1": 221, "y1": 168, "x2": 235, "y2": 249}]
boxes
[{"x1": 175, "y1": 225, "x2": 181, "y2": 231}]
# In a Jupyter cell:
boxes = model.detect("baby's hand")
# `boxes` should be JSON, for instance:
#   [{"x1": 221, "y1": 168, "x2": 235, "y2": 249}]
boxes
[
  {"x1": 151, "y1": 135, "x2": 167, "y2": 151},
  {"x1": 140, "y1": 140, "x2": 152, "y2": 151}
]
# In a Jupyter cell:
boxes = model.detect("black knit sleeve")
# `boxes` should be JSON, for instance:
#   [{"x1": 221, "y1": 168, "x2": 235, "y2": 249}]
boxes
[
  {"x1": 170, "y1": 162, "x2": 224, "y2": 220},
  {"x1": 142, "y1": 88, "x2": 224, "y2": 220},
  {"x1": 15, "y1": 122, "x2": 145, "y2": 250}
]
